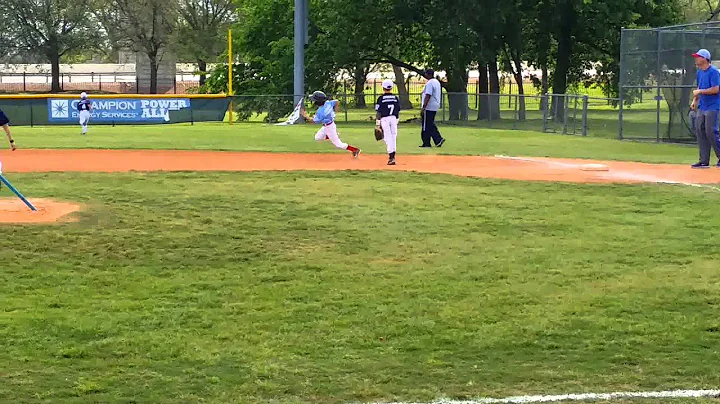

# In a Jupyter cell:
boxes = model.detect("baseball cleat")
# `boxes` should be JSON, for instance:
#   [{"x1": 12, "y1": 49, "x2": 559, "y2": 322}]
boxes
[
  {"x1": 387, "y1": 158, "x2": 396, "y2": 165},
  {"x1": 436, "y1": 138, "x2": 446, "y2": 148},
  {"x1": 691, "y1": 162, "x2": 710, "y2": 169}
]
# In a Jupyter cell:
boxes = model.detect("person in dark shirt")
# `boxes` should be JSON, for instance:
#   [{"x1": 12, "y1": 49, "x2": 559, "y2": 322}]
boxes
[
  {"x1": 0, "y1": 108, "x2": 17, "y2": 151},
  {"x1": 375, "y1": 80, "x2": 401, "y2": 165}
]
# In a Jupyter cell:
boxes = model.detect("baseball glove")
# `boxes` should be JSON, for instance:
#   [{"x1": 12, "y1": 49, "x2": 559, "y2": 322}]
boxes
[{"x1": 374, "y1": 126, "x2": 384, "y2": 141}]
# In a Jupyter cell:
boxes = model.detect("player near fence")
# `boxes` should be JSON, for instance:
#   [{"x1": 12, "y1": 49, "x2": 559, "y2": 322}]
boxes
[
  {"x1": 375, "y1": 80, "x2": 400, "y2": 165},
  {"x1": 690, "y1": 49, "x2": 720, "y2": 168},
  {"x1": 78, "y1": 92, "x2": 92, "y2": 135},
  {"x1": 0, "y1": 108, "x2": 17, "y2": 151},
  {"x1": 301, "y1": 91, "x2": 361, "y2": 158}
]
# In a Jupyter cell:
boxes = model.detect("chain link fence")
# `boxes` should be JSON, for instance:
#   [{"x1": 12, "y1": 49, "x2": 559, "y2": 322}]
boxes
[
  {"x1": 620, "y1": 22, "x2": 720, "y2": 142},
  {"x1": 230, "y1": 93, "x2": 621, "y2": 138},
  {"x1": 3, "y1": 91, "x2": 620, "y2": 138}
]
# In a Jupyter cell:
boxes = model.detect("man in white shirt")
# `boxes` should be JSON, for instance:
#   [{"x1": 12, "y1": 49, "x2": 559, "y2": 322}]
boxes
[{"x1": 420, "y1": 69, "x2": 446, "y2": 148}]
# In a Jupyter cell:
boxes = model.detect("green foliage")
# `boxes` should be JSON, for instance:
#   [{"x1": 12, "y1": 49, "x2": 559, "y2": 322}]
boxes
[{"x1": 0, "y1": 0, "x2": 102, "y2": 91}]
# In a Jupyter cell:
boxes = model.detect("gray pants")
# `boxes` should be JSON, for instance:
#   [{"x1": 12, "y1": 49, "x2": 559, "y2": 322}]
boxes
[{"x1": 695, "y1": 110, "x2": 720, "y2": 164}]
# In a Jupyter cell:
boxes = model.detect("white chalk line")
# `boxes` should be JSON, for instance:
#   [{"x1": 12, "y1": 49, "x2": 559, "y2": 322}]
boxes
[
  {"x1": 493, "y1": 155, "x2": 720, "y2": 192},
  {"x1": 368, "y1": 389, "x2": 720, "y2": 404}
]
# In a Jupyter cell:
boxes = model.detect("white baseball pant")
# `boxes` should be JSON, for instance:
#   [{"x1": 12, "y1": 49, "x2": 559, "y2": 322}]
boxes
[
  {"x1": 314, "y1": 122, "x2": 348, "y2": 149},
  {"x1": 79, "y1": 110, "x2": 91, "y2": 134},
  {"x1": 380, "y1": 116, "x2": 398, "y2": 154}
]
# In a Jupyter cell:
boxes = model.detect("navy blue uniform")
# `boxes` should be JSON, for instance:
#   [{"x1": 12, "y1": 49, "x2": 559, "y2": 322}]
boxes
[
  {"x1": 77, "y1": 99, "x2": 91, "y2": 111},
  {"x1": 0, "y1": 108, "x2": 9, "y2": 126},
  {"x1": 375, "y1": 94, "x2": 401, "y2": 118}
]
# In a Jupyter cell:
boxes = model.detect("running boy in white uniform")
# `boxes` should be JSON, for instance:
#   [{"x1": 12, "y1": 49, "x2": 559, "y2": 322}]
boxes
[
  {"x1": 375, "y1": 80, "x2": 400, "y2": 165},
  {"x1": 301, "y1": 91, "x2": 361, "y2": 158},
  {"x1": 78, "y1": 92, "x2": 91, "y2": 135}
]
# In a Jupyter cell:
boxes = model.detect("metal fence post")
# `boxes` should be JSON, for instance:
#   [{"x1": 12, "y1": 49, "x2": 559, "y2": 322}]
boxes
[
  {"x1": 542, "y1": 94, "x2": 549, "y2": 132},
  {"x1": 655, "y1": 29, "x2": 662, "y2": 143},
  {"x1": 572, "y1": 95, "x2": 579, "y2": 135},
  {"x1": 343, "y1": 92, "x2": 348, "y2": 122},
  {"x1": 582, "y1": 96, "x2": 589, "y2": 136},
  {"x1": 438, "y1": 89, "x2": 445, "y2": 122},
  {"x1": 29, "y1": 101, "x2": 34, "y2": 127},
  {"x1": 23, "y1": 72, "x2": 26, "y2": 92},
  {"x1": 561, "y1": 95, "x2": 568, "y2": 134}
]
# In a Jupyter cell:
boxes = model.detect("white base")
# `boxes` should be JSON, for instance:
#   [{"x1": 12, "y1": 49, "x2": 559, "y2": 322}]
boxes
[{"x1": 580, "y1": 163, "x2": 609, "y2": 172}]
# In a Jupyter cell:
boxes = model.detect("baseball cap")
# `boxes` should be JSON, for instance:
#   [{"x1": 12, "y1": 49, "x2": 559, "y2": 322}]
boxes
[
  {"x1": 381, "y1": 79, "x2": 394, "y2": 89},
  {"x1": 693, "y1": 49, "x2": 712, "y2": 60},
  {"x1": 424, "y1": 69, "x2": 435, "y2": 78},
  {"x1": 80, "y1": 92, "x2": 88, "y2": 99}
]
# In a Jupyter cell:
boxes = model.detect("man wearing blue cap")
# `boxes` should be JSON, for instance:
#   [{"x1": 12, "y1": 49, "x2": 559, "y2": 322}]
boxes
[{"x1": 690, "y1": 48, "x2": 720, "y2": 168}]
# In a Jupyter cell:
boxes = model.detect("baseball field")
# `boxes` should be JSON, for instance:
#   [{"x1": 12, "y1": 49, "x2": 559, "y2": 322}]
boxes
[{"x1": 1, "y1": 123, "x2": 720, "y2": 403}]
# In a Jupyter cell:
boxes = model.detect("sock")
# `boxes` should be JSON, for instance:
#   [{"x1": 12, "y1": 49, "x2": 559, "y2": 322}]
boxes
[
  {"x1": 347, "y1": 145, "x2": 359, "y2": 153},
  {"x1": 389, "y1": 152, "x2": 396, "y2": 160}
]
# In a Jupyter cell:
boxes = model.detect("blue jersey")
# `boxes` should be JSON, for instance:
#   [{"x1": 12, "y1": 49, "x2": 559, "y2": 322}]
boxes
[
  {"x1": 313, "y1": 100, "x2": 337, "y2": 125},
  {"x1": 697, "y1": 65, "x2": 720, "y2": 111},
  {"x1": 77, "y1": 99, "x2": 91, "y2": 111}
]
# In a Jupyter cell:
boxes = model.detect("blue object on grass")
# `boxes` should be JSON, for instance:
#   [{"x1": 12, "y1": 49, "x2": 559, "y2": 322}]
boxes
[{"x1": 0, "y1": 174, "x2": 37, "y2": 212}]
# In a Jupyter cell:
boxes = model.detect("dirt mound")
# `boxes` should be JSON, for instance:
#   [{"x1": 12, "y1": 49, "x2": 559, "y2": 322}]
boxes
[{"x1": 0, "y1": 198, "x2": 81, "y2": 224}]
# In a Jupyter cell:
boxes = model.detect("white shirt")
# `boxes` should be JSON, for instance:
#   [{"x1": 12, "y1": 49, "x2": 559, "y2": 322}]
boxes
[{"x1": 421, "y1": 78, "x2": 442, "y2": 111}]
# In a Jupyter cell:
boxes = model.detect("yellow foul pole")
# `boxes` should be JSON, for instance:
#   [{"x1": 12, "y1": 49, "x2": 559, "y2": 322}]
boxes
[{"x1": 228, "y1": 29, "x2": 233, "y2": 125}]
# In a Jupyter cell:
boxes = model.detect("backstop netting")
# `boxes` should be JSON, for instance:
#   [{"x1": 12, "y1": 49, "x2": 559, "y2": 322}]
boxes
[
  {"x1": 620, "y1": 22, "x2": 720, "y2": 142},
  {"x1": 0, "y1": 94, "x2": 230, "y2": 126}
]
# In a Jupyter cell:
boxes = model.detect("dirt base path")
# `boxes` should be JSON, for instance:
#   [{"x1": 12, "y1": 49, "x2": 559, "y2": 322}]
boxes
[
  {"x1": 0, "y1": 149, "x2": 719, "y2": 186},
  {"x1": 2, "y1": 149, "x2": 718, "y2": 224}
]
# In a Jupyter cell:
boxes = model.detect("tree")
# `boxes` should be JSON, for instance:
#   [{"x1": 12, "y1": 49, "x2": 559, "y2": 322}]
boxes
[
  {"x1": 1, "y1": 0, "x2": 101, "y2": 92},
  {"x1": 174, "y1": 0, "x2": 237, "y2": 85},
  {"x1": 98, "y1": 0, "x2": 177, "y2": 94}
]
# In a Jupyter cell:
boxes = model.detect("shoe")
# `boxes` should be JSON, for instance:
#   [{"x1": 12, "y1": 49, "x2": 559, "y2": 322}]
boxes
[
  {"x1": 387, "y1": 158, "x2": 396, "y2": 166},
  {"x1": 352, "y1": 149, "x2": 361, "y2": 158},
  {"x1": 419, "y1": 145, "x2": 432, "y2": 148},
  {"x1": 436, "y1": 138, "x2": 446, "y2": 148},
  {"x1": 692, "y1": 162, "x2": 710, "y2": 169}
]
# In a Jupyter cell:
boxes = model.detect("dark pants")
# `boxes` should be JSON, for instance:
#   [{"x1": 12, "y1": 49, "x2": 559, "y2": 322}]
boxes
[
  {"x1": 695, "y1": 109, "x2": 720, "y2": 164},
  {"x1": 421, "y1": 110, "x2": 443, "y2": 146}
]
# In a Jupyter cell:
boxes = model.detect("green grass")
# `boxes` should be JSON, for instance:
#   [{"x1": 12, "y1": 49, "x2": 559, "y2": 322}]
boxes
[
  {"x1": 1, "y1": 172, "x2": 720, "y2": 403},
  {"x1": 11, "y1": 122, "x2": 700, "y2": 164}
]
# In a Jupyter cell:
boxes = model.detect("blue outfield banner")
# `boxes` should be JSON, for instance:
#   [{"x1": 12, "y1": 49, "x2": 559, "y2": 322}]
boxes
[{"x1": 47, "y1": 98, "x2": 192, "y2": 123}]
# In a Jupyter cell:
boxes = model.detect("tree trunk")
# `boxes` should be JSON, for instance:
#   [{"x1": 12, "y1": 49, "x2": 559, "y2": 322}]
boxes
[
  {"x1": 551, "y1": 3, "x2": 574, "y2": 122},
  {"x1": 540, "y1": 63, "x2": 549, "y2": 111},
  {"x1": 488, "y1": 57, "x2": 501, "y2": 120},
  {"x1": 510, "y1": 52, "x2": 526, "y2": 120},
  {"x1": 49, "y1": 38, "x2": 62, "y2": 93},
  {"x1": 353, "y1": 64, "x2": 367, "y2": 108},
  {"x1": 393, "y1": 64, "x2": 412, "y2": 109},
  {"x1": 446, "y1": 66, "x2": 468, "y2": 121},
  {"x1": 149, "y1": 56, "x2": 159, "y2": 94},
  {"x1": 198, "y1": 59, "x2": 208, "y2": 86},
  {"x1": 477, "y1": 64, "x2": 489, "y2": 120}
]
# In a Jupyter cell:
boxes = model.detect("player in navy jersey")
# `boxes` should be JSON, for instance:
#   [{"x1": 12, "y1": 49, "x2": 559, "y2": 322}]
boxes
[
  {"x1": 0, "y1": 108, "x2": 17, "y2": 151},
  {"x1": 77, "y1": 92, "x2": 92, "y2": 135},
  {"x1": 375, "y1": 80, "x2": 401, "y2": 165}
]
